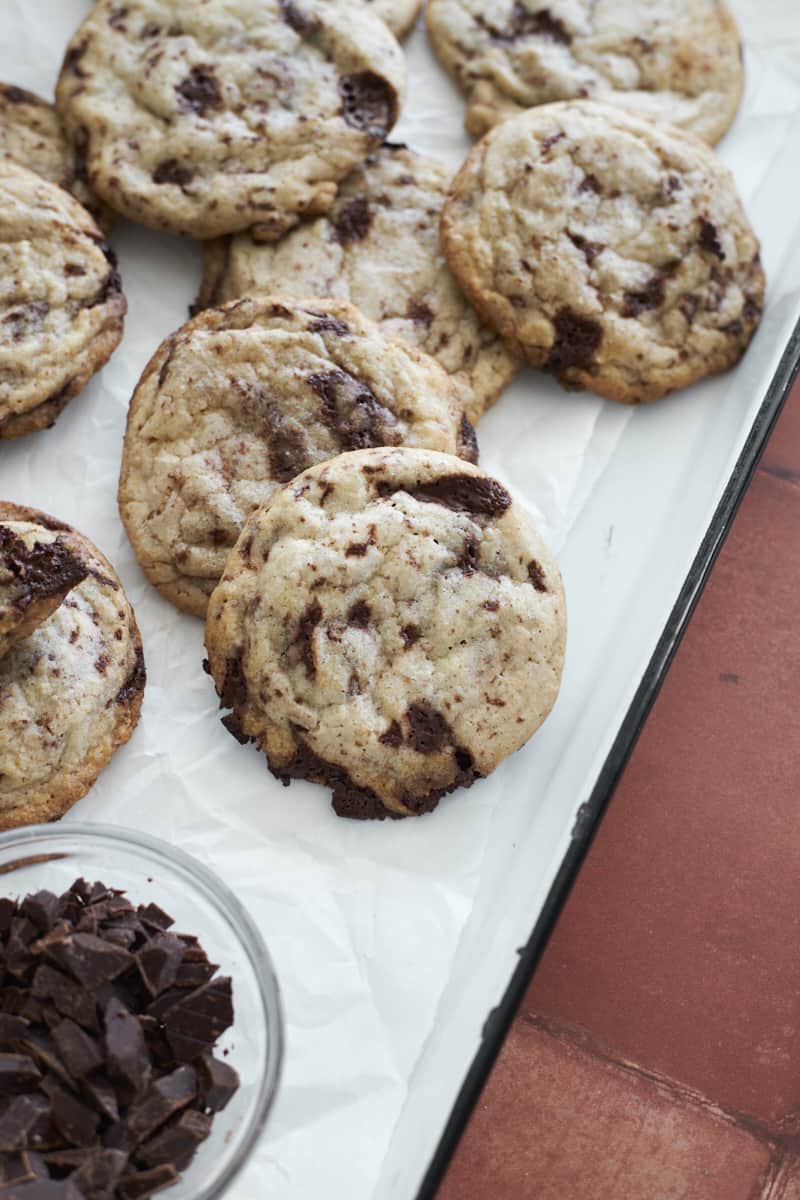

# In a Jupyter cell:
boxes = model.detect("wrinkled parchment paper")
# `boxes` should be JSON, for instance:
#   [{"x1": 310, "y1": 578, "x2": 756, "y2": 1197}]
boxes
[{"x1": 2, "y1": 3, "x2": 799, "y2": 1196}]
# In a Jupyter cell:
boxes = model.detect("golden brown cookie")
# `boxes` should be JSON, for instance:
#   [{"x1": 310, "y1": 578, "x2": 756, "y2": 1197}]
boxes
[{"x1": 0, "y1": 504, "x2": 145, "y2": 831}]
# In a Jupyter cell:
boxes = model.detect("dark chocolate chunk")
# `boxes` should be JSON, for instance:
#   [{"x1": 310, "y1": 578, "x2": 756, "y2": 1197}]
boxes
[
  {"x1": 568, "y1": 232, "x2": 603, "y2": 266},
  {"x1": 162, "y1": 978, "x2": 233, "y2": 1063},
  {"x1": 384, "y1": 473, "x2": 511, "y2": 517},
  {"x1": 21, "y1": 893, "x2": 61, "y2": 935},
  {"x1": 294, "y1": 599, "x2": 322, "y2": 678},
  {"x1": 50, "y1": 1020, "x2": 102, "y2": 1078},
  {"x1": 305, "y1": 313, "x2": 351, "y2": 336},
  {"x1": 279, "y1": 0, "x2": 319, "y2": 35},
  {"x1": 378, "y1": 720, "x2": 403, "y2": 748},
  {"x1": 81, "y1": 1074, "x2": 119, "y2": 1124},
  {"x1": 32, "y1": 966, "x2": 97, "y2": 1031},
  {"x1": 219, "y1": 654, "x2": 247, "y2": 711},
  {"x1": 400, "y1": 624, "x2": 421, "y2": 648},
  {"x1": 262, "y1": 405, "x2": 310, "y2": 482},
  {"x1": 405, "y1": 703, "x2": 451, "y2": 754},
  {"x1": 0, "y1": 1094, "x2": 52, "y2": 1151},
  {"x1": 458, "y1": 534, "x2": 480, "y2": 575},
  {"x1": 406, "y1": 299, "x2": 434, "y2": 326},
  {"x1": 71, "y1": 1148, "x2": 128, "y2": 1200},
  {"x1": 0, "y1": 532, "x2": 87, "y2": 607},
  {"x1": 546, "y1": 307, "x2": 603, "y2": 375},
  {"x1": 698, "y1": 218, "x2": 725, "y2": 259},
  {"x1": 0, "y1": 1054, "x2": 42, "y2": 1094},
  {"x1": 137, "y1": 904, "x2": 174, "y2": 933},
  {"x1": 118, "y1": 1164, "x2": 179, "y2": 1199},
  {"x1": 308, "y1": 369, "x2": 402, "y2": 451},
  {"x1": 0, "y1": 1014, "x2": 30, "y2": 1044},
  {"x1": 176, "y1": 66, "x2": 221, "y2": 115},
  {"x1": 152, "y1": 160, "x2": 193, "y2": 187},
  {"x1": 347, "y1": 600, "x2": 371, "y2": 629},
  {"x1": 197, "y1": 1053, "x2": 239, "y2": 1113},
  {"x1": 48, "y1": 932, "x2": 134, "y2": 988},
  {"x1": 136, "y1": 934, "x2": 185, "y2": 998},
  {"x1": 332, "y1": 195, "x2": 372, "y2": 244},
  {"x1": 339, "y1": 72, "x2": 398, "y2": 138},
  {"x1": 41, "y1": 1077, "x2": 99, "y2": 1147},
  {"x1": 103, "y1": 998, "x2": 151, "y2": 1097},
  {"x1": 527, "y1": 560, "x2": 548, "y2": 592},
  {"x1": 458, "y1": 414, "x2": 479, "y2": 465},
  {"x1": 622, "y1": 274, "x2": 666, "y2": 317},
  {"x1": 480, "y1": 3, "x2": 570, "y2": 44},
  {"x1": 0, "y1": 1182, "x2": 84, "y2": 1199},
  {"x1": 125, "y1": 1066, "x2": 197, "y2": 1144},
  {"x1": 115, "y1": 647, "x2": 146, "y2": 706},
  {"x1": 137, "y1": 1109, "x2": 212, "y2": 1170}
]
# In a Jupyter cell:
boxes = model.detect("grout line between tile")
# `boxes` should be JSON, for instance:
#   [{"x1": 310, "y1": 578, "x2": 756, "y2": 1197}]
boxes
[{"x1": 521, "y1": 1009, "x2": 800, "y2": 1158}]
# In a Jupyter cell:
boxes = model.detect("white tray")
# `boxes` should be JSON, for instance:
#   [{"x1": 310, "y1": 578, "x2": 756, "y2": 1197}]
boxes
[{"x1": 3, "y1": 3, "x2": 800, "y2": 1198}]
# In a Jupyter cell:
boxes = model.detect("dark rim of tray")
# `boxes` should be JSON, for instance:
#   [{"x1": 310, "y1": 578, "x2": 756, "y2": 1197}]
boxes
[{"x1": 417, "y1": 315, "x2": 800, "y2": 1199}]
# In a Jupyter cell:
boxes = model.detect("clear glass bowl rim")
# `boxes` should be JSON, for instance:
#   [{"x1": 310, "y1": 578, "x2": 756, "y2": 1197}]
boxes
[{"x1": 0, "y1": 821, "x2": 284, "y2": 1200}]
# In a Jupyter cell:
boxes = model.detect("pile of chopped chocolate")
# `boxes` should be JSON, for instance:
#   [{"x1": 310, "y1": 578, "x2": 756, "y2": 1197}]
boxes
[{"x1": 0, "y1": 879, "x2": 240, "y2": 1199}]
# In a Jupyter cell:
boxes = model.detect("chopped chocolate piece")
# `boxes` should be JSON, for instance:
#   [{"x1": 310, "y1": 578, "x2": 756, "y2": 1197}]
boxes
[
  {"x1": 137, "y1": 1109, "x2": 212, "y2": 1170},
  {"x1": 80, "y1": 1074, "x2": 119, "y2": 1124},
  {"x1": 0, "y1": 1182, "x2": 84, "y2": 1199},
  {"x1": 48, "y1": 932, "x2": 134, "y2": 988},
  {"x1": 0, "y1": 896, "x2": 16, "y2": 933},
  {"x1": 137, "y1": 902, "x2": 173, "y2": 931},
  {"x1": 71, "y1": 1148, "x2": 128, "y2": 1200},
  {"x1": 51, "y1": 1019, "x2": 102, "y2": 1078},
  {"x1": 0, "y1": 1094, "x2": 51, "y2": 1150},
  {"x1": 126, "y1": 1066, "x2": 197, "y2": 1144},
  {"x1": 197, "y1": 1053, "x2": 239, "y2": 1113},
  {"x1": 339, "y1": 72, "x2": 397, "y2": 138},
  {"x1": 1, "y1": 1149, "x2": 48, "y2": 1186},
  {"x1": 0, "y1": 1053, "x2": 42, "y2": 1094},
  {"x1": 405, "y1": 703, "x2": 452, "y2": 754},
  {"x1": 21, "y1": 893, "x2": 61, "y2": 935},
  {"x1": 136, "y1": 935, "x2": 185, "y2": 998},
  {"x1": 0, "y1": 1014, "x2": 30, "y2": 1045},
  {"x1": 20, "y1": 1032, "x2": 73, "y2": 1087},
  {"x1": 546, "y1": 307, "x2": 603, "y2": 375},
  {"x1": 118, "y1": 1163, "x2": 179, "y2": 1199},
  {"x1": 103, "y1": 998, "x2": 151, "y2": 1097},
  {"x1": 163, "y1": 977, "x2": 233, "y2": 1063},
  {"x1": 41, "y1": 1077, "x2": 100, "y2": 1147},
  {"x1": 32, "y1": 966, "x2": 98, "y2": 1031},
  {"x1": 386, "y1": 474, "x2": 511, "y2": 518}
]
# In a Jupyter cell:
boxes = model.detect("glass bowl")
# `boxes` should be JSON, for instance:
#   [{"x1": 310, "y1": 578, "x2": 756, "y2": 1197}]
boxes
[{"x1": 0, "y1": 823, "x2": 283, "y2": 1200}]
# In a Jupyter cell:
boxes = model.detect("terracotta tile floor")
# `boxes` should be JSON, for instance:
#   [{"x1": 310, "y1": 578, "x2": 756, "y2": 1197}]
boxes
[{"x1": 438, "y1": 376, "x2": 800, "y2": 1200}]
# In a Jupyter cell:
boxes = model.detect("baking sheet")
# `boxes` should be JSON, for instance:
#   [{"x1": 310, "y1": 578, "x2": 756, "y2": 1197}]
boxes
[{"x1": 2, "y1": 3, "x2": 800, "y2": 1198}]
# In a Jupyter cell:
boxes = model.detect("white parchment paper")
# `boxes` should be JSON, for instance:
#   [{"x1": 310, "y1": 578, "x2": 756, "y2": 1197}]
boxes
[{"x1": 2, "y1": 3, "x2": 799, "y2": 1197}]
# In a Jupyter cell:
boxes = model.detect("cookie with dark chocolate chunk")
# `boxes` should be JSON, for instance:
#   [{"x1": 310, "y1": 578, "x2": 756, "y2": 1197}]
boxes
[
  {"x1": 426, "y1": 0, "x2": 744, "y2": 144},
  {"x1": 0, "y1": 83, "x2": 113, "y2": 231},
  {"x1": 0, "y1": 160, "x2": 125, "y2": 440},
  {"x1": 0, "y1": 504, "x2": 145, "y2": 830},
  {"x1": 54, "y1": 0, "x2": 406, "y2": 239},
  {"x1": 119, "y1": 296, "x2": 476, "y2": 618},
  {"x1": 441, "y1": 101, "x2": 764, "y2": 404},
  {"x1": 204, "y1": 446, "x2": 565, "y2": 819},
  {"x1": 194, "y1": 144, "x2": 518, "y2": 426}
]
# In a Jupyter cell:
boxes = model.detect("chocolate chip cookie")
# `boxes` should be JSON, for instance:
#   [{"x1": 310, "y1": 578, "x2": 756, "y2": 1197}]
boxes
[
  {"x1": 0, "y1": 159, "x2": 126, "y2": 440},
  {"x1": 369, "y1": 0, "x2": 422, "y2": 39},
  {"x1": 55, "y1": 0, "x2": 406, "y2": 239},
  {"x1": 0, "y1": 82, "x2": 112, "y2": 231},
  {"x1": 0, "y1": 504, "x2": 145, "y2": 831},
  {"x1": 196, "y1": 144, "x2": 518, "y2": 424},
  {"x1": 0, "y1": 517, "x2": 88, "y2": 658},
  {"x1": 426, "y1": 0, "x2": 744, "y2": 144},
  {"x1": 119, "y1": 296, "x2": 477, "y2": 618},
  {"x1": 441, "y1": 102, "x2": 764, "y2": 405},
  {"x1": 204, "y1": 447, "x2": 565, "y2": 819}
]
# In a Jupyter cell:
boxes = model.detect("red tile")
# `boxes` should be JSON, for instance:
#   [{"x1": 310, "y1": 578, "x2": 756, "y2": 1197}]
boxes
[
  {"x1": 759, "y1": 378, "x2": 800, "y2": 483},
  {"x1": 438, "y1": 1018, "x2": 772, "y2": 1200},
  {"x1": 527, "y1": 467, "x2": 800, "y2": 1125},
  {"x1": 775, "y1": 1156, "x2": 800, "y2": 1199}
]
